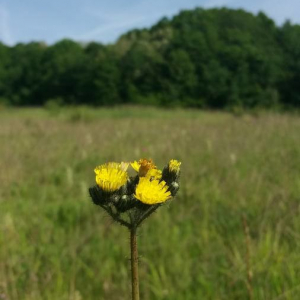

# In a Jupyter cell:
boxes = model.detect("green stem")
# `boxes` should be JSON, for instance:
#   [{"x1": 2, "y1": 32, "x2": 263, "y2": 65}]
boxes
[
  {"x1": 101, "y1": 205, "x2": 131, "y2": 228},
  {"x1": 136, "y1": 204, "x2": 160, "y2": 227},
  {"x1": 130, "y1": 227, "x2": 140, "y2": 300}
]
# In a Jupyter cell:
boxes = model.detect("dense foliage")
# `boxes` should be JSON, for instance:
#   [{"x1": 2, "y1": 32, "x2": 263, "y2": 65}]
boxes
[{"x1": 1, "y1": 7, "x2": 300, "y2": 109}]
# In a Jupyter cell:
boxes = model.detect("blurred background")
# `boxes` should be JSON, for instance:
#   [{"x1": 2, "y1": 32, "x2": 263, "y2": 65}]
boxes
[{"x1": 1, "y1": 1, "x2": 300, "y2": 299}]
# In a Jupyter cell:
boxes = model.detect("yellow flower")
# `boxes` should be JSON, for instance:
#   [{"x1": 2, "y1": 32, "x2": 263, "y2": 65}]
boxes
[
  {"x1": 94, "y1": 162, "x2": 129, "y2": 192},
  {"x1": 131, "y1": 158, "x2": 162, "y2": 180},
  {"x1": 169, "y1": 159, "x2": 181, "y2": 174},
  {"x1": 146, "y1": 168, "x2": 162, "y2": 179},
  {"x1": 135, "y1": 177, "x2": 171, "y2": 205},
  {"x1": 131, "y1": 160, "x2": 141, "y2": 172},
  {"x1": 131, "y1": 158, "x2": 156, "y2": 176}
]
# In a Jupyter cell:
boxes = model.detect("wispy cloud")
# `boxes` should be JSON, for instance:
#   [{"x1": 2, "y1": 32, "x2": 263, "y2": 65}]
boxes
[
  {"x1": 2, "y1": 0, "x2": 300, "y2": 45},
  {"x1": 77, "y1": 15, "x2": 147, "y2": 40},
  {"x1": 77, "y1": 0, "x2": 240, "y2": 43},
  {"x1": 0, "y1": 4, "x2": 13, "y2": 45},
  {"x1": 77, "y1": 1, "x2": 188, "y2": 42}
]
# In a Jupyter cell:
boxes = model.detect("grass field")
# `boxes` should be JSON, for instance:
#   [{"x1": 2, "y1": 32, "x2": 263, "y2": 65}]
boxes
[{"x1": 1, "y1": 107, "x2": 300, "y2": 300}]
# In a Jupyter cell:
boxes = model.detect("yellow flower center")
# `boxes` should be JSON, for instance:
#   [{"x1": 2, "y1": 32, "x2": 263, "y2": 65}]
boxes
[
  {"x1": 135, "y1": 177, "x2": 171, "y2": 205},
  {"x1": 95, "y1": 162, "x2": 128, "y2": 192}
]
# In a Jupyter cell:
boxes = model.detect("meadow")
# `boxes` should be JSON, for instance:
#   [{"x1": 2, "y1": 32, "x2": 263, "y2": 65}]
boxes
[{"x1": 1, "y1": 106, "x2": 300, "y2": 300}]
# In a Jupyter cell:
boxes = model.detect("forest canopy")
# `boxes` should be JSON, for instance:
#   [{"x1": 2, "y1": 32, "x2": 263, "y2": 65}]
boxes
[{"x1": 0, "y1": 7, "x2": 300, "y2": 109}]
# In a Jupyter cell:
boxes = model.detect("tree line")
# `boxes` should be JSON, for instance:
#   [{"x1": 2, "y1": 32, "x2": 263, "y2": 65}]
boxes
[{"x1": 0, "y1": 7, "x2": 300, "y2": 109}]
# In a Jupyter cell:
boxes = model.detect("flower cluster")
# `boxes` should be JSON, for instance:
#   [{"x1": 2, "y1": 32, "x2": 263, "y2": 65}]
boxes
[{"x1": 89, "y1": 158, "x2": 181, "y2": 228}]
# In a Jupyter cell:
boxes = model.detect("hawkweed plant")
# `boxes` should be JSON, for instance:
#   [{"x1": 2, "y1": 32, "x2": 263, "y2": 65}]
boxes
[{"x1": 89, "y1": 158, "x2": 181, "y2": 300}]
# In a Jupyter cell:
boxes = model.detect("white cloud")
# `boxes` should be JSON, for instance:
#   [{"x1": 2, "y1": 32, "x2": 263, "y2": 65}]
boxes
[
  {"x1": 78, "y1": 2, "x2": 180, "y2": 42},
  {"x1": 0, "y1": 5, "x2": 13, "y2": 45},
  {"x1": 78, "y1": 0, "x2": 238, "y2": 42},
  {"x1": 66, "y1": 0, "x2": 300, "y2": 43},
  {"x1": 77, "y1": 15, "x2": 147, "y2": 40}
]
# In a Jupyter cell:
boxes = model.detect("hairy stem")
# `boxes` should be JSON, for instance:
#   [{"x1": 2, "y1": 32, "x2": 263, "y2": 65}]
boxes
[
  {"x1": 136, "y1": 204, "x2": 160, "y2": 227},
  {"x1": 101, "y1": 205, "x2": 131, "y2": 228},
  {"x1": 130, "y1": 227, "x2": 140, "y2": 300}
]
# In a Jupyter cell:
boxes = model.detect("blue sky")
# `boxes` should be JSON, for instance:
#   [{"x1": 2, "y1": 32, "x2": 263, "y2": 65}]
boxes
[{"x1": 0, "y1": 0, "x2": 300, "y2": 46}]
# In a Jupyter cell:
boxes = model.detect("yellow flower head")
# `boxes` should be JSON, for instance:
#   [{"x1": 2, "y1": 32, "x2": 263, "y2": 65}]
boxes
[
  {"x1": 131, "y1": 160, "x2": 141, "y2": 173},
  {"x1": 135, "y1": 158, "x2": 156, "y2": 176},
  {"x1": 131, "y1": 158, "x2": 162, "y2": 180},
  {"x1": 135, "y1": 177, "x2": 171, "y2": 205},
  {"x1": 94, "y1": 162, "x2": 129, "y2": 192},
  {"x1": 168, "y1": 159, "x2": 181, "y2": 174},
  {"x1": 146, "y1": 168, "x2": 162, "y2": 179}
]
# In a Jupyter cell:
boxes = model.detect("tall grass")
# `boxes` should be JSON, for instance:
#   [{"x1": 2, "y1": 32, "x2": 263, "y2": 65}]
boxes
[{"x1": 1, "y1": 107, "x2": 300, "y2": 299}]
